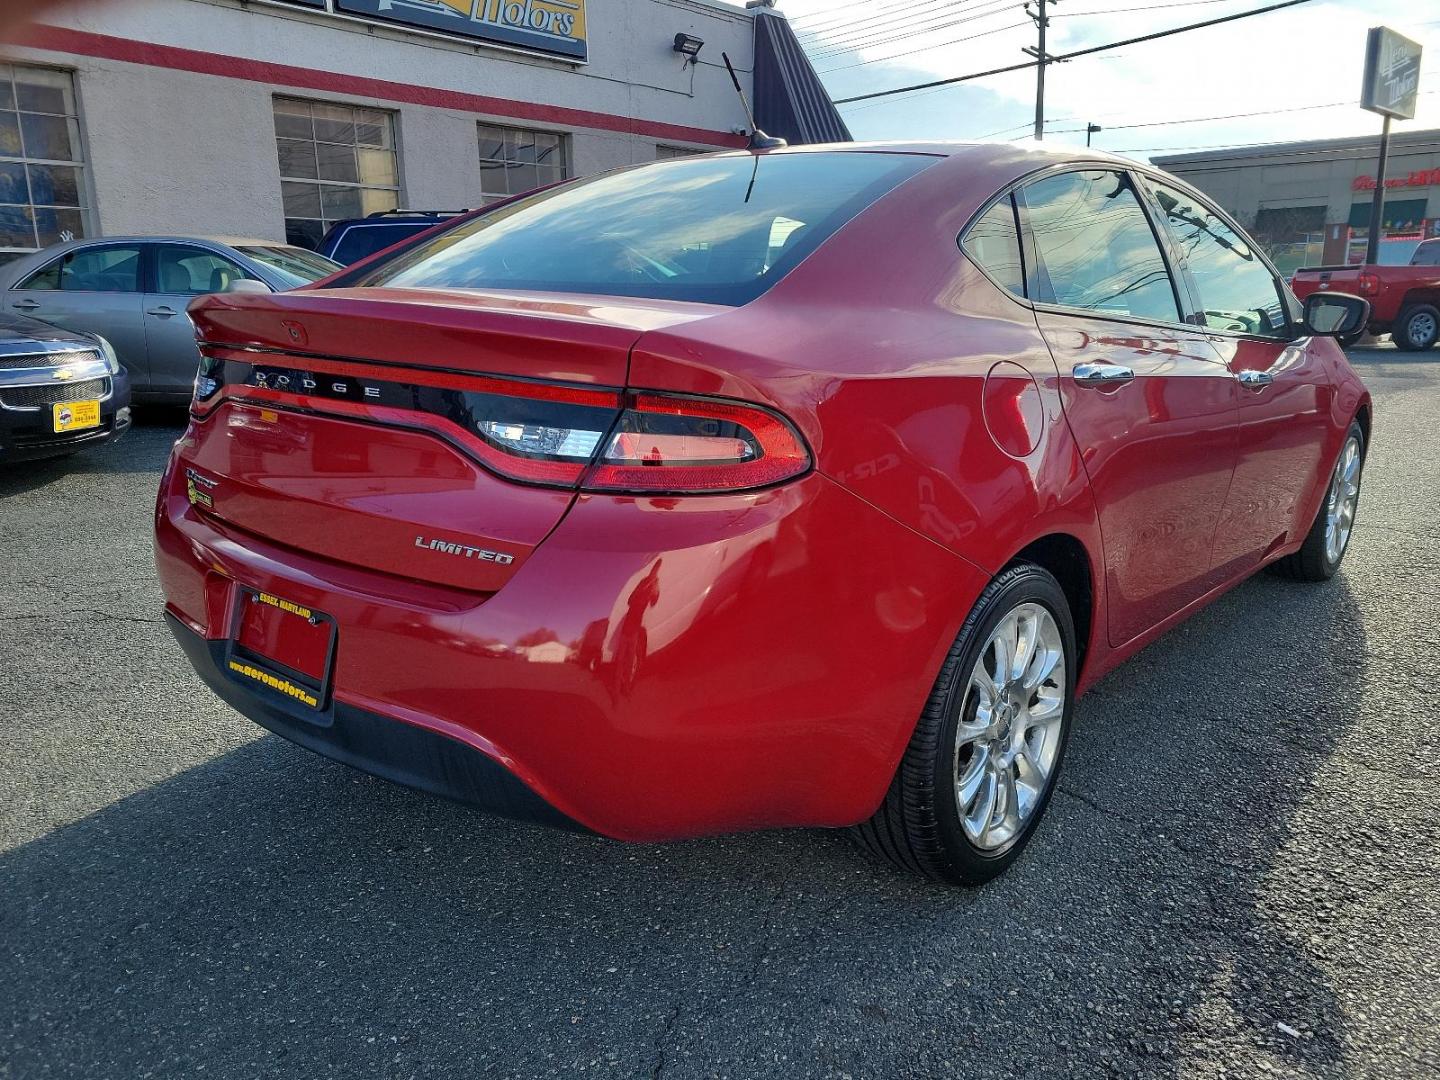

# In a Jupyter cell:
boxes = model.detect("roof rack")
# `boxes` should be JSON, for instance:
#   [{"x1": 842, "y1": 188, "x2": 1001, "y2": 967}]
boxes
[{"x1": 365, "y1": 209, "x2": 469, "y2": 218}]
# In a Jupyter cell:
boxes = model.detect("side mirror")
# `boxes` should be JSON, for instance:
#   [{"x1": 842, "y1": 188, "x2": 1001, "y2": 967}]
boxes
[
  {"x1": 225, "y1": 278, "x2": 271, "y2": 295},
  {"x1": 1302, "y1": 291, "x2": 1369, "y2": 337}
]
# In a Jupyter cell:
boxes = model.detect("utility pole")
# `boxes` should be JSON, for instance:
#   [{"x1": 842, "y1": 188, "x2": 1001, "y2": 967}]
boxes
[
  {"x1": 1364, "y1": 115, "x2": 1391, "y2": 265},
  {"x1": 1024, "y1": 0, "x2": 1058, "y2": 140}
]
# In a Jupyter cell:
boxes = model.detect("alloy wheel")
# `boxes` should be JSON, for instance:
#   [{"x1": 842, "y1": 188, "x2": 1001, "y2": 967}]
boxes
[
  {"x1": 1408, "y1": 310, "x2": 1438, "y2": 348},
  {"x1": 953, "y1": 603, "x2": 1067, "y2": 851},
  {"x1": 1325, "y1": 435, "x2": 1362, "y2": 565}
]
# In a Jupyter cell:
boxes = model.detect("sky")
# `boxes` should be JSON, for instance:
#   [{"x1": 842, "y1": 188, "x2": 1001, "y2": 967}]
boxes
[{"x1": 780, "y1": 0, "x2": 1440, "y2": 160}]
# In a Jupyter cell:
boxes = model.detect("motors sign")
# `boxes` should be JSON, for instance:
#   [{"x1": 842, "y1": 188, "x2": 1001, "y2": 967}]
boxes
[
  {"x1": 273, "y1": 0, "x2": 591, "y2": 59},
  {"x1": 336, "y1": 0, "x2": 587, "y2": 59},
  {"x1": 1361, "y1": 26, "x2": 1422, "y2": 120}
]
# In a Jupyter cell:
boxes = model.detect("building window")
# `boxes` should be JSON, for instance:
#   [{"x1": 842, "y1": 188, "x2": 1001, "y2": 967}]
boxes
[
  {"x1": 274, "y1": 97, "x2": 399, "y2": 249},
  {"x1": 656, "y1": 145, "x2": 702, "y2": 160},
  {"x1": 477, "y1": 123, "x2": 566, "y2": 204},
  {"x1": 0, "y1": 64, "x2": 88, "y2": 265}
]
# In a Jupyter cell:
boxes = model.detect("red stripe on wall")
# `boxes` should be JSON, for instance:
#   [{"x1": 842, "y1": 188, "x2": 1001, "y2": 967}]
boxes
[{"x1": 13, "y1": 24, "x2": 746, "y2": 148}]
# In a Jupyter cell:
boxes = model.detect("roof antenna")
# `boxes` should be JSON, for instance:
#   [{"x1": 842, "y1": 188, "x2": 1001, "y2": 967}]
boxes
[{"x1": 722, "y1": 51, "x2": 786, "y2": 151}]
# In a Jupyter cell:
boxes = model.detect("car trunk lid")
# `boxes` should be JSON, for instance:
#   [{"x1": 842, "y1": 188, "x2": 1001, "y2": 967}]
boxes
[
  {"x1": 179, "y1": 288, "x2": 723, "y2": 591},
  {"x1": 190, "y1": 286, "x2": 720, "y2": 385}
]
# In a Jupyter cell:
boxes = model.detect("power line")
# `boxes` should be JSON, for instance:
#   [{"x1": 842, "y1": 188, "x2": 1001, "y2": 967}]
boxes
[
  {"x1": 1098, "y1": 127, "x2": 1440, "y2": 156},
  {"x1": 1053, "y1": 98, "x2": 1384, "y2": 132},
  {"x1": 839, "y1": 51, "x2": 1129, "y2": 113},
  {"x1": 810, "y1": 8, "x2": 1026, "y2": 64},
  {"x1": 977, "y1": 116, "x2": 1079, "y2": 139},
  {"x1": 1043, "y1": 86, "x2": 1440, "y2": 136},
  {"x1": 797, "y1": 0, "x2": 976, "y2": 38},
  {"x1": 1053, "y1": 0, "x2": 1250, "y2": 16},
  {"x1": 805, "y1": 0, "x2": 1022, "y2": 57},
  {"x1": 817, "y1": 20, "x2": 1031, "y2": 73},
  {"x1": 798, "y1": 0, "x2": 981, "y2": 39},
  {"x1": 832, "y1": 0, "x2": 1316, "y2": 104},
  {"x1": 791, "y1": 0, "x2": 922, "y2": 29}
]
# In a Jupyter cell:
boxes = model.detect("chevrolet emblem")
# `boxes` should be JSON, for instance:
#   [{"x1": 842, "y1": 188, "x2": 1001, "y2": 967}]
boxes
[{"x1": 53, "y1": 368, "x2": 76, "y2": 380}]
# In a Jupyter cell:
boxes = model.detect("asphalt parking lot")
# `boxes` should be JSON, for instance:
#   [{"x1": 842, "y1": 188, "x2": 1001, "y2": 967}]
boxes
[{"x1": 2, "y1": 346, "x2": 1438, "y2": 1080}]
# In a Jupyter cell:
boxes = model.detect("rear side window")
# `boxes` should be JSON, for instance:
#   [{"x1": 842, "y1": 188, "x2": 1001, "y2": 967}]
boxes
[
  {"x1": 1412, "y1": 240, "x2": 1440, "y2": 266},
  {"x1": 362, "y1": 152, "x2": 939, "y2": 306},
  {"x1": 962, "y1": 197, "x2": 1025, "y2": 298},
  {"x1": 20, "y1": 245, "x2": 142, "y2": 292},
  {"x1": 1022, "y1": 170, "x2": 1179, "y2": 323},
  {"x1": 1147, "y1": 181, "x2": 1288, "y2": 338}
]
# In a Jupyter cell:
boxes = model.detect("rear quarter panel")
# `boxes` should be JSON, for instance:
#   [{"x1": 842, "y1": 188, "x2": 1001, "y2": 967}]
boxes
[{"x1": 628, "y1": 149, "x2": 1104, "y2": 585}]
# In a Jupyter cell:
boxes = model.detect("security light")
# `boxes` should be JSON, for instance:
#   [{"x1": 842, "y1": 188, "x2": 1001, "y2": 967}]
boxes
[{"x1": 673, "y1": 33, "x2": 704, "y2": 59}]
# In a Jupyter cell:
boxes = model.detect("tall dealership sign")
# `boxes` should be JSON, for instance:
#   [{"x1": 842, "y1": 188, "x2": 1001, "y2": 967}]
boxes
[
  {"x1": 273, "y1": 0, "x2": 589, "y2": 60},
  {"x1": 1360, "y1": 27, "x2": 1423, "y2": 264},
  {"x1": 1362, "y1": 26, "x2": 1422, "y2": 119}
]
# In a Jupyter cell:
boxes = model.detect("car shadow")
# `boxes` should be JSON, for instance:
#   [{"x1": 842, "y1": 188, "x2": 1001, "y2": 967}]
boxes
[
  {"x1": 0, "y1": 572, "x2": 1367, "y2": 1079},
  {"x1": 0, "y1": 408, "x2": 184, "y2": 494}
]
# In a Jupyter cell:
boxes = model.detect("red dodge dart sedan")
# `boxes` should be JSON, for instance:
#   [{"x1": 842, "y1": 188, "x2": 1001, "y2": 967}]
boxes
[{"x1": 155, "y1": 143, "x2": 1371, "y2": 884}]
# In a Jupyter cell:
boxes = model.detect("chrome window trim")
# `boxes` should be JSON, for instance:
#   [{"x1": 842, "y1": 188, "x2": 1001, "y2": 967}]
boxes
[
  {"x1": 12, "y1": 240, "x2": 146, "y2": 294},
  {"x1": 958, "y1": 160, "x2": 1204, "y2": 337},
  {"x1": 1128, "y1": 165, "x2": 1302, "y2": 343}
]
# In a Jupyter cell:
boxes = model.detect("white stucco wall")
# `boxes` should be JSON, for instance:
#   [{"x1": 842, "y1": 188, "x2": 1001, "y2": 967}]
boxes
[{"x1": 2, "y1": 0, "x2": 757, "y2": 242}]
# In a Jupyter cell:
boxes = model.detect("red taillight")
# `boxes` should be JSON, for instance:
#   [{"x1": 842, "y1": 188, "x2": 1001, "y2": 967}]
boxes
[
  {"x1": 584, "y1": 393, "x2": 810, "y2": 494},
  {"x1": 1357, "y1": 272, "x2": 1380, "y2": 295},
  {"x1": 194, "y1": 348, "x2": 809, "y2": 495}
]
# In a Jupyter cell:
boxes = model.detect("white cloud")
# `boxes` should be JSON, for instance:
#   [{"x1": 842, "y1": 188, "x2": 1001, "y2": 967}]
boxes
[{"x1": 782, "y1": 0, "x2": 1439, "y2": 157}]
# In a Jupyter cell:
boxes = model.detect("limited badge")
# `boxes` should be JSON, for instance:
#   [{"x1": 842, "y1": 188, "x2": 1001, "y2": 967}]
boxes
[{"x1": 185, "y1": 467, "x2": 217, "y2": 508}]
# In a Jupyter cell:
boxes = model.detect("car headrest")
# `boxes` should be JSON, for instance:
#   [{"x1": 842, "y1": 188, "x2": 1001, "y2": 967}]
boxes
[{"x1": 159, "y1": 263, "x2": 192, "y2": 292}]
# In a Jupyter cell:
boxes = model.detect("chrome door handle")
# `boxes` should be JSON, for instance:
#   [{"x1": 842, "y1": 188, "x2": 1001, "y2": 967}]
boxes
[
  {"x1": 11, "y1": 299, "x2": 39, "y2": 310},
  {"x1": 1236, "y1": 369, "x2": 1274, "y2": 390},
  {"x1": 1073, "y1": 362, "x2": 1135, "y2": 387},
  {"x1": 146, "y1": 306, "x2": 178, "y2": 317}
]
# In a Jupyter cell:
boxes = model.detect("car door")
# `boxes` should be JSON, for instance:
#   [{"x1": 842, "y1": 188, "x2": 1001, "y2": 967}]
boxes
[
  {"x1": 144, "y1": 244, "x2": 255, "y2": 396},
  {"x1": 1018, "y1": 168, "x2": 1239, "y2": 646},
  {"x1": 1141, "y1": 178, "x2": 1335, "y2": 579},
  {"x1": 4, "y1": 243, "x2": 149, "y2": 383}
]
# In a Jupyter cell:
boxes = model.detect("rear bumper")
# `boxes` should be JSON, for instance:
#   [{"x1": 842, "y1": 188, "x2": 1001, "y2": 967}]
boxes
[
  {"x1": 165, "y1": 612, "x2": 586, "y2": 830},
  {"x1": 0, "y1": 368, "x2": 132, "y2": 461},
  {"x1": 155, "y1": 438, "x2": 988, "y2": 840}
]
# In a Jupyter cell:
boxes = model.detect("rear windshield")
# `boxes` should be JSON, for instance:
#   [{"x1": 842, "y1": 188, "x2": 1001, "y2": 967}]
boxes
[
  {"x1": 359, "y1": 152, "x2": 937, "y2": 305},
  {"x1": 237, "y1": 245, "x2": 341, "y2": 287},
  {"x1": 331, "y1": 222, "x2": 441, "y2": 265}
]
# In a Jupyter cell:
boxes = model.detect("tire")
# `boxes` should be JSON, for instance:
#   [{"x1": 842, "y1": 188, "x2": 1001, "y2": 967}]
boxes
[
  {"x1": 1393, "y1": 304, "x2": 1440, "y2": 351},
  {"x1": 1273, "y1": 420, "x2": 1364, "y2": 582},
  {"x1": 851, "y1": 563, "x2": 1077, "y2": 885}
]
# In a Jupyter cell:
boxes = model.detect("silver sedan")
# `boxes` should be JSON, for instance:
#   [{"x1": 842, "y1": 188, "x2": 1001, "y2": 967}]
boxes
[{"x1": 0, "y1": 237, "x2": 341, "y2": 403}]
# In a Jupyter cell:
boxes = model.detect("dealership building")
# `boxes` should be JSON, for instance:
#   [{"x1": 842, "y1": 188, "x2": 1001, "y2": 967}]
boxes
[
  {"x1": 0, "y1": 0, "x2": 847, "y2": 261},
  {"x1": 1153, "y1": 128, "x2": 1440, "y2": 272}
]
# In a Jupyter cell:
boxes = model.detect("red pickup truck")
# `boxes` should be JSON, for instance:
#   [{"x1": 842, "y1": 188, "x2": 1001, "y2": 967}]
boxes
[{"x1": 1291, "y1": 238, "x2": 1440, "y2": 350}]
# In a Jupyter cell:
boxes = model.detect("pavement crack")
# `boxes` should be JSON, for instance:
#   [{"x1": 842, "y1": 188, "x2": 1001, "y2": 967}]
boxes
[
  {"x1": 1056, "y1": 784, "x2": 1143, "y2": 828},
  {"x1": 649, "y1": 1001, "x2": 682, "y2": 1080},
  {"x1": 739, "y1": 862, "x2": 793, "y2": 990}
]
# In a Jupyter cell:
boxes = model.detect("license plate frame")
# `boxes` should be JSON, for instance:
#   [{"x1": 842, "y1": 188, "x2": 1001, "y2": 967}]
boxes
[
  {"x1": 223, "y1": 586, "x2": 337, "y2": 717},
  {"x1": 53, "y1": 399, "x2": 100, "y2": 433}
]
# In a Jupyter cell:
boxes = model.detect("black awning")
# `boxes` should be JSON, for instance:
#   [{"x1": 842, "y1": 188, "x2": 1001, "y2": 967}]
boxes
[{"x1": 752, "y1": 8, "x2": 852, "y2": 146}]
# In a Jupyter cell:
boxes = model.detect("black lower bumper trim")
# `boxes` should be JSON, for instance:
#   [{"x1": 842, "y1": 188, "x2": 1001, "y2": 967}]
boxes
[{"x1": 166, "y1": 612, "x2": 588, "y2": 833}]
